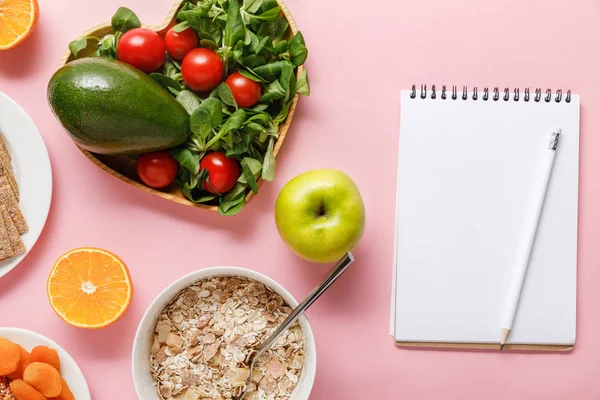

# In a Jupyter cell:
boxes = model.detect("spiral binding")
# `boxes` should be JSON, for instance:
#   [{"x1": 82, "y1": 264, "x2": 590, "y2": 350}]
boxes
[{"x1": 410, "y1": 85, "x2": 571, "y2": 103}]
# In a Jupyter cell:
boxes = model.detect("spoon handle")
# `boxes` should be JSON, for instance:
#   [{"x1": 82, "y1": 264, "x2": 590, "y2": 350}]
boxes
[{"x1": 254, "y1": 252, "x2": 354, "y2": 359}]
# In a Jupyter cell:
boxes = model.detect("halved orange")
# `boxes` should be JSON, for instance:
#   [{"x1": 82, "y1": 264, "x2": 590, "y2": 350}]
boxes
[
  {"x1": 0, "y1": 0, "x2": 39, "y2": 50},
  {"x1": 47, "y1": 248, "x2": 133, "y2": 329}
]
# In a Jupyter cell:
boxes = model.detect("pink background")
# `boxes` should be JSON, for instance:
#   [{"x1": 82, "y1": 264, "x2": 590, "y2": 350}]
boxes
[{"x1": 1, "y1": 0, "x2": 600, "y2": 398}]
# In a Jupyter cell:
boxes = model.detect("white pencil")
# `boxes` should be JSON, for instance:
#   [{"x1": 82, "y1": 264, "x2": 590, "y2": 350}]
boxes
[{"x1": 500, "y1": 129, "x2": 561, "y2": 350}]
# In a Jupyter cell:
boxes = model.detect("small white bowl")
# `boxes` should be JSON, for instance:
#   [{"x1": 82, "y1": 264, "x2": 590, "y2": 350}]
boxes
[
  {"x1": 0, "y1": 327, "x2": 91, "y2": 399},
  {"x1": 132, "y1": 267, "x2": 317, "y2": 400}
]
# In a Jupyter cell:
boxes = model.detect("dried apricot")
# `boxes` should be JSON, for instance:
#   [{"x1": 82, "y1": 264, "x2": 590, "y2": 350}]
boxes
[
  {"x1": 29, "y1": 345, "x2": 60, "y2": 371},
  {"x1": 23, "y1": 362, "x2": 62, "y2": 397},
  {"x1": 9, "y1": 379, "x2": 46, "y2": 400},
  {"x1": 7, "y1": 344, "x2": 30, "y2": 380},
  {"x1": 49, "y1": 378, "x2": 74, "y2": 400},
  {"x1": 0, "y1": 337, "x2": 20, "y2": 375}
]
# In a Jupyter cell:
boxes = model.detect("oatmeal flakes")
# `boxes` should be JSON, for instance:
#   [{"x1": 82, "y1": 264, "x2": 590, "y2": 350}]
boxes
[
  {"x1": 150, "y1": 277, "x2": 304, "y2": 400},
  {"x1": 267, "y1": 357, "x2": 286, "y2": 379},
  {"x1": 289, "y1": 354, "x2": 304, "y2": 370},
  {"x1": 166, "y1": 332, "x2": 184, "y2": 352}
]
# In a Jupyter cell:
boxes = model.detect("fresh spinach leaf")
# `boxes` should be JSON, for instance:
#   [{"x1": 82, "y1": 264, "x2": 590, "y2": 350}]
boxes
[
  {"x1": 219, "y1": 198, "x2": 245, "y2": 215},
  {"x1": 200, "y1": 19, "x2": 223, "y2": 44},
  {"x1": 253, "y1": 60, "x2": 287, "y2": 81},
  {"x1": 163, "y1": 57, "x2": 181, "y2": 76},
  {"x1": 95, "y1": 34, "x2": 117, "y2": 59},
  {"x1": 252, "y1": 35, "x2": 274, "y2": 56},
  {"x1": 290, "y1": 31, "x2": 305, "y2": 46},
  {"x1": 173, "y1": 21, "x2": 190, "y2": 32},
  {"x1": 171, "y1": 148, "x2": 199, "y2": 175},
  {"x1": 218, "y1": 182, "x2": 247, "y2": 214},
  {"x1": 200, "y1": 39, "x2": 219, "y2": 51},
  {"x1": 273, "y1": 100, "x2": 292, "y2": 123},
  {"x1": 257, "y1": 0, "x2": 278, "y2": 13},
  {"x1": 290, "y1": 37, "x2": 308, "y2": 66},
  {"x1": 149, "y1": 73, "x2": 182, "y2": 92},
  {"x1": 238, "y1": 158, "x2": 263, "y2": 183},
  {"x1": 244, "y1": 113, "x2": 271, "y2": 125},
  {"x1": 184, "y1": 190, "x2": 217, "y2": 203},
  {"x1": 295, "y1": 69, "x2": 310, "y2": 95},
  {"x1": 177, "y1": 1, "x2": 196, "y2": 18},
  {"x1": 224, "y1": 0, "x2": 246, "y2": 47},
  {"x1": 216, "y1": 82, "x2": 238, "y2": 108},
  {"x1": 244, "y1": 122, "x2": 266, "y2": 134},
  {"x1": 69, "y1": 37, "x2": 90, "y2": 58},
  {"x1": 243, "y1": 0, "x2": 264, "y2": 14},
  {"x1": 176, "y1": 90, "x2": 201, "y2": 114},
  {"x1": 260, "y1": 80, "x2": 286, "y2": 102},
  {"x1": 199, "y1": 97, "x2": 223, "y2": 127},
  {"x1": 247, "y1": 103, "x2": 270, "y2": 113},
  {"x1": 273, "y1": 40, "x2": 289, "y2": 56},
  {"x1": 226, "y1": 131, "x2": 248, "y2": 156},
  {"x1": 220, "y1": 109, "x2": 247, "y2": 132},
  {"x1": 262, "y1": 138, "x2": 276, "y2": 181},
  {"x1": 241, "y1": 160, "x2": 259, "y2": 193},
  {"x1": 206, "y1": 108, "x2": 247, "y2": 149},
  {"x1": 190, "y1": 108, "x2": 213, "y2": 139},
  {"x1": 111, "y1": 7, "x2": 141, "y2": 34},
  {"x1": 181, "y1": 10, "x2": 202, "y2": 30},
  {"x1": 238, "y1": 68, "x2": 266, "y2": 83},
  {"x1": 279, "y1": 61, "x2": 296, "y2": 101},
  {"x1": 241, "y1": 54, "x2": 266, "y2": 68},
  {"x1": 251, "y1": 6, "x2": 280, "y2": 21},
  {"x1": 257, "y1": 18, "x2": 288, "y2": 43},
  {"x1": 232, "y1": 40, "x2": 245, "y2": 61}
]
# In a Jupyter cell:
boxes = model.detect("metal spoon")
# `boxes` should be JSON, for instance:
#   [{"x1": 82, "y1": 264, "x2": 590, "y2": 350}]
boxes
[{"x1": 233, "y1": 252, "x2": 355, "y2": 400}]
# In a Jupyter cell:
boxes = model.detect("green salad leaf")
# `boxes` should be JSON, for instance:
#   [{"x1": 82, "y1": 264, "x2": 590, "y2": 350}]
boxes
[
  {"x1": 69, "y1": 37, "x2": 91, "y2": 58},
  {"x1": 111, "y1": 7, "x2": 141, "y2": 36},
  {"x1": 296, "y1": 69, "x2": 310, "y2": 96},
  {"x1": 176, "y1": 90, "x2": 201, "y2": 115},
  {"x1": 216, "y1": 82, "x2": 238, "y2": 108},
  {"x1": 94, "y1": 34, "x2": 118, "y2": 59},
  {"x1": 262, "y1": 138, "x2": 276, "y2": 181},
  {"x1": 149, "y1": 73, "x2": 182, "y2": 93}
]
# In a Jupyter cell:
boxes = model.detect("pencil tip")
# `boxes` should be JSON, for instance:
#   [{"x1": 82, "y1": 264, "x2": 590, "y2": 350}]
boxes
[{"x1": 500, "y1": 344, "x2": 504, "y2": 351}]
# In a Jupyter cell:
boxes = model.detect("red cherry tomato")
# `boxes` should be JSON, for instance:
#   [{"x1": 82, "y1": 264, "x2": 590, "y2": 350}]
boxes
[
  {"x1": 117, "y1": 28, "x2": 166, "y2": 72},
  {"x1": 225, "y1": 72, "x2": 262, "y2": 107},
  {"x1": 200, "y1": 152, "x2": 239, "y2": 194},
  {"x1": 136, "y1": 151, "x2": 178, "y2": 189},
  {"x1": 181, "y1": 48, "x2": 224, "y2": 92},
  {"x1": 164, "y1": 27, "x2": 198, "y2": 61}
]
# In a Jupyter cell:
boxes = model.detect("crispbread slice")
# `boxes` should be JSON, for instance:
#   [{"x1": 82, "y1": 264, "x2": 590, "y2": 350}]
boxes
[
  {"x1": 0, "y1": 133, "x2": 11, "y2": 162},
  {"x1": 1, "y1": 205, "x2": 25, "y2": 256},
  {"x1": 0, "y1": 177, "x2": 16, "y2": 203},
  {"x1": 0, "y1": 133, "x2": 18, "y2": 202},
  {"x1": 0, "y1": 209, "x2": 16, "y2": 261},
  {"x1": 0, "y1": 158, "x2": 18, "y2": 201},
  {"x1": 0, "y1": 184, "x2": 27, "y2": 234}
]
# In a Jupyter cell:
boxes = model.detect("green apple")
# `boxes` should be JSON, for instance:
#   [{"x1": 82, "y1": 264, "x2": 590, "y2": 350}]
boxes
[{"x1": 274, "y1": 169, "x2": 365, "y2": 263}]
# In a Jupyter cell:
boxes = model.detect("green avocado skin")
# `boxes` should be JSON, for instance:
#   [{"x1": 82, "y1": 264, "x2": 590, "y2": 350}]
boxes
[{"x1": 48, "y1": 58, "x2": 190, "y2": 155}]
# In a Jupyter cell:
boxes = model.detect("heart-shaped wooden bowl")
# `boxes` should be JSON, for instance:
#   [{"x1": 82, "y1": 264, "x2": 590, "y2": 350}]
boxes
[{"x1": 57, "y1": 0, "x2": 302, "y2": 211}]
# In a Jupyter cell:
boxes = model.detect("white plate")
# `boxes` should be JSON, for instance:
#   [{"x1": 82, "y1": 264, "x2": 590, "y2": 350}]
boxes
[
  {"x1": 0, "y1": 327, "x2": 91, "y2": 399},
  {"x1": 0, "y1": 92, "x2": 52, "y2": 278}
]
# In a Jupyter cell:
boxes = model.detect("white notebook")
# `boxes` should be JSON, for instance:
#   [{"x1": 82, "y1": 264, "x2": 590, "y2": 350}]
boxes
[{"x1": 391, "y1": 86, "x2": 580, "y2": 349}]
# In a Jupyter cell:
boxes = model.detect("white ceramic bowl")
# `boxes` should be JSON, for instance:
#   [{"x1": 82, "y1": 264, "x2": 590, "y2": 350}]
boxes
[
  {"x1": 0, "y1": 327, "x2": 91, "y2": 399},
  {"x1": 132, "y1": 267, "x2": 317, "y2": 400}
]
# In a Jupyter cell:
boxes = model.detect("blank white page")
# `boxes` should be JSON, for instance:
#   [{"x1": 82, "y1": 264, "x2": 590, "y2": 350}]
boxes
[{"x1": 393, "y1": 90, "x2": 579, "y2": 345}]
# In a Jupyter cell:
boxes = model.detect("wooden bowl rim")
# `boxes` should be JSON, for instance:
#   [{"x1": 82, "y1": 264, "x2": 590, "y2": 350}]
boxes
[{"x1": 57, "y1": 0, "x2": 302, "y2": 212}]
